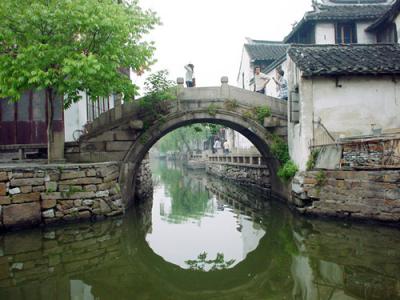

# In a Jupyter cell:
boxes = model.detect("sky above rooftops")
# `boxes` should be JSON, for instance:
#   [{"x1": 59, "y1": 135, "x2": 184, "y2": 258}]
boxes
[{"x1": 134, "y1": 0, "x2": 312, "y2": 93}]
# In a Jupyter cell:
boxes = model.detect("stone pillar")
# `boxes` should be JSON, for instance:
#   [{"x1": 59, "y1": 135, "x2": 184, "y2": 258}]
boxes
[
  {"x1": 176, "y1": 77, "x2": 184, "y2": 111},
  {"x1": 220, "y1": 76, "x2": 229, "y2": 98}
]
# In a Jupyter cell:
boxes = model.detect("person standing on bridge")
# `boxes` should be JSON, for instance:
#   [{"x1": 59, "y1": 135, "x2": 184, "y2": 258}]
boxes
[
  {"x1": 272, "y1": 67, "x2": 288, "y2": 100},
  {"x1": 184, "y1": 63, "x2": 195, "y2": 88},
  {"x1": 254, "y1": 66, "x2": 270, "y2": 94}
]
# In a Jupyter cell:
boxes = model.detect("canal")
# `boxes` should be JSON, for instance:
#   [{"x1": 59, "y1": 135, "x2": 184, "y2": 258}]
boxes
[{"x1": 0, "y1": 159, "x2": 399, "y2": 299}]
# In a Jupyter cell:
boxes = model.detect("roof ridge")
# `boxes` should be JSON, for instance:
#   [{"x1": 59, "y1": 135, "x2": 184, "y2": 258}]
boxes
[{"x1": 289, "y1": 43, "x2": 399, "y2": 47}]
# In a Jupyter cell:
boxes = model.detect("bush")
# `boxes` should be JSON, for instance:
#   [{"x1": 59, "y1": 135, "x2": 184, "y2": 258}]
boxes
[
  {"x1": 254, "y1": 106, "x2": 271, "y2": 124},
  {"x1": 278, "y1": 160, "x2": 298, "y2": 182},
  {"x1": 270, "y1": 134, "x2": 290, "y2": 164},
  {"x1": 224, "y1": 99, "x2": 239, "y2": 111},
  {"x1": 306, "y1": 149, "x2": 320, "y2": 171}
]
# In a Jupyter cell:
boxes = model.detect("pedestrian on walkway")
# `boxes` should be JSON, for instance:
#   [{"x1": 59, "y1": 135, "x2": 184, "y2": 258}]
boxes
[
  {"x1": 213, "y1": 138, "x2": 222, "y2": 154},
  {"x1": 223, "y1": 140, "x2": 230, "y2": 155},
  {"x1": 184, "y1": 63, "x2": 195, "y2": 88},
  {"x1": 254, "y1": 66, "x2": 270, "y2": 94},
  {"x1": 273, "y1": 67, "x2": 288, "y2": 100}
]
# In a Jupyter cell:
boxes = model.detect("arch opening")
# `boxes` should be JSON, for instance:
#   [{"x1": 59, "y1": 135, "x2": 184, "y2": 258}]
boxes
[{"x1": 120, "y1": 109, "x2": 288, "y2": 208}]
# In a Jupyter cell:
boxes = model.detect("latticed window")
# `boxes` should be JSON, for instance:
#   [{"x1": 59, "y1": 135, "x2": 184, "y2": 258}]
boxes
[{"x1": 335, "y1": 22, "x2": 357, "y2": 44}]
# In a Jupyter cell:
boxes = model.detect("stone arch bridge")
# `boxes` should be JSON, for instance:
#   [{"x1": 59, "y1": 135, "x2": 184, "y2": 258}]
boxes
[{"x1": 66, "y1": 77, "x2": 288, "y2": 204}]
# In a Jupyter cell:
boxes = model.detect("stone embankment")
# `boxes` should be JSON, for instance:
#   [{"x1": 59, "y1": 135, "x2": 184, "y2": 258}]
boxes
[
  {"x1": 206, "y1": 152, "x2": 271, "y2": 189},
  {"x1": 206, "y1": 163, "x2": 270, "y2": 188},
  {"x1": 292, "y1": 170, "x2": 400, "y2": 223},
  {"x1": 0, "y1": 162, "x2": 124, "y2": 229}
]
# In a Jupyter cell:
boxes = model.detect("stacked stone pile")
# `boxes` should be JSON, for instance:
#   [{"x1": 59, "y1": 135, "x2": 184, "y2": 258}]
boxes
[{"x1": 0, "y1": 162, "x2": 123, "y2": 229}]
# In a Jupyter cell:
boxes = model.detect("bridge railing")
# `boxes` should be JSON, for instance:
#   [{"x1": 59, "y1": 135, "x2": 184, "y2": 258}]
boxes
[
  {"x1": 177, "y1": 77, "x2": 287, "y2": 118},
  {"x1": 85, "y1": 76, "x2": 288, "y2": 136}
]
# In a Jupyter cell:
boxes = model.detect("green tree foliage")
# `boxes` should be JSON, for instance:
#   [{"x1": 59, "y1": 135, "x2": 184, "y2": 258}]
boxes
[
  {"x1": 154, "y1": 161, "x2": 212, "y2": 223},
  {"x1": 185, "y1": 252, "x2": 236, "y2": 272},
  {"x1": 156, "y1": 124, "x2": 222, "y2": 154},
  {"x1": 139, "y1": 70, "x2": 176, "y2": 120},
  {"x1": 0, "y1": 0, "x2": 158, "y2": 159}
]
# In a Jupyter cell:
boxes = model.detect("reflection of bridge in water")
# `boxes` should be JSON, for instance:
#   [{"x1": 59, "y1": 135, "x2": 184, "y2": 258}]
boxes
[{"x1": 0, "y1": 170, "x2": 400, "y2": 299}]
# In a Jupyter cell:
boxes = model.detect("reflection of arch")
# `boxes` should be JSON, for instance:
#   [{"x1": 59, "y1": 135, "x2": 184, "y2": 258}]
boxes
[
  {"x1": 78, "y1": 208, "x2": 293, "y2": 298},
  {"x1": 121, "y1": 109, "x2": 288, "y2": 206}
]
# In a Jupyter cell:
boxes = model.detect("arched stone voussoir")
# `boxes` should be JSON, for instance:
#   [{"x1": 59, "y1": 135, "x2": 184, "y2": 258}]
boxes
[{"x1": 120, "y1": 109, "x2": 288, "y2": 208}]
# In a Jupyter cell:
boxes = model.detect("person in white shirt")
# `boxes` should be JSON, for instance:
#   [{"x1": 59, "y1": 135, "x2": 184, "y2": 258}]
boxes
[
  {"x1": 213, "y1": 138, "x2": 222, "y2": 154},
  {"x1": 254, "y1": 66, "x2": 270, "y2": 94},
  {"x1": 184, "y1": 64, "x2": 195, "y2": 87}
]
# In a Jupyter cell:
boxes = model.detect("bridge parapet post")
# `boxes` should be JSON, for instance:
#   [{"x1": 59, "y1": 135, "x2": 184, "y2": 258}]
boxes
[
  {"x1": 176, "y1": 77, "x2": 184, "y2": 111},
  {"x1": 220, "y1": 76, "x2": 229, "y2": 98}
]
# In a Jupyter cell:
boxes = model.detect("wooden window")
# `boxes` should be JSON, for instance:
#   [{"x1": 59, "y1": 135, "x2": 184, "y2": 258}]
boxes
[
  {"x1": 377, "y1": 23, "x2": 398, "y2": 43},
  {"x1": 335, "y1": 22, "x2": 357, "y2": 44}
]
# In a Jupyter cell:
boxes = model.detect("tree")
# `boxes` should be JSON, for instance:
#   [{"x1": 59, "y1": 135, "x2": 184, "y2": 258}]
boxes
[{"x1": 0, "y1": 0, "x2": 159, "y2": 161}]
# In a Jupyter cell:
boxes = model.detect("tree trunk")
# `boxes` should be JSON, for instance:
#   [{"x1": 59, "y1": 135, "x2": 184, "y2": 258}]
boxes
[{"x1": 46, "y1": 88, "x2": 54, "y2": 163}]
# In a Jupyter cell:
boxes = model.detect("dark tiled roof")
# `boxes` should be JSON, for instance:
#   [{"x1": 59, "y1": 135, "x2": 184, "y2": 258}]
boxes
[
  {"x1": 244, "y1": 42, "x2": 288, "y2": 61},
  {"x1": 307, "y1": 4, "x2": 391, "y2": 20},
  {"x1": 366, "y1": 0, "x2": 400, "y2": 31},
  {"x1": 284, "y1": 4, "x2": 391, "y2": 42},
  {"x1": 288, "y1": 44, "x2": 400, "y2": 76},
  {"x1": 330, "y1": 0, "x2": 389, "y2": 3}
]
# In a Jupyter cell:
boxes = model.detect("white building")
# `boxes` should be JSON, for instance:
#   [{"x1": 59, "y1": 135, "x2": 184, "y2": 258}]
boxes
[
  {"x1": 237, "y1": 39, "x2": 288, "y2": 94},
  {"x1": 64, "y1": 94, "x2": 115, "y2": 142},
  {"x1": 286, "y1": 44, "x2": 400, "y2": 170},
  {"x1": 284, "y1": 0, "x2": 394, "y2": 45}
]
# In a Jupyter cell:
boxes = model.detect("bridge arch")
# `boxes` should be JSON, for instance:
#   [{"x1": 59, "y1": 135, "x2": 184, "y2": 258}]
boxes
[{"x1": 120, "y1": 108, "x2": 288, "y2": 206}]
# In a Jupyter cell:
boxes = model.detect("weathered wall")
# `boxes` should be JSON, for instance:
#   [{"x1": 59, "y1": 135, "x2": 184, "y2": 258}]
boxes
[
  {"x1": 0, "y1": 162, "x2": 124, "y2": 229},
  {"x1": 237, "y1": 47, "x2": 252, "y2": 90},
  {"x1": 291, "y1": 170, "x2": 400, "y2": 223},
  {"x1": 64, "y1": 91, "x2": 88, "y2": 142},
  {"x1": 287, "y1": 54, "x2": 400, "y2": 171},
  {"x1": 206, "y1": 162, "x2": 270, "y2": 188}
]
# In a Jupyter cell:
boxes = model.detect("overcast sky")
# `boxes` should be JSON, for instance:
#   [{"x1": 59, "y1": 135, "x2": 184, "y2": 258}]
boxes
[{"x1": 135, "y1": 0, "x2": 313, "y2": 93}]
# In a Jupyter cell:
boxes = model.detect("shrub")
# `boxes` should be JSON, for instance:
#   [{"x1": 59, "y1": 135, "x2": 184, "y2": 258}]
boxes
[
  {"x1": 254, "y1": 106, "x2": 271, "y2": 124},
  {"x1": 315, "y1": 170, "x2": 327, "y2": 186},
  {"x1": 270, "y1": 134, "x2": 290, "y2": 164},
  {"x1": 224, "y1": 99, "x2": 239, "y2": 111},
  {"x1": 277, "y1": 160, "x2": 298, "y2": 182},
  {"x1": 306, "y1": 149, "x2": 320, "y2": 171},
  {"x1": 207, "y1": 104, "x2": 218, "y2": 116}
]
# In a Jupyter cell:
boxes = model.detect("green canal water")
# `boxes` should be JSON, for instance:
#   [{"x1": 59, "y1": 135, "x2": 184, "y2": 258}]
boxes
[{"x1": 0, "y1": 160, "x2": 400, "y2": 300}]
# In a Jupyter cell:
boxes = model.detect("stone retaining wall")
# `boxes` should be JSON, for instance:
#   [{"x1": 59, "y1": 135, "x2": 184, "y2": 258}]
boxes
[
  {"x1": 341, "y1": 138, "x2": 400, "y2": 168},
  {"x1": 206, "y1": 162, "x2": 270, "y2": 188},
  {"x1": 291, "y1": 170, "x2": 400, "y2": 223},
  {"x1": 0, "y1": 162, "x2": 124, "y2": 229}
]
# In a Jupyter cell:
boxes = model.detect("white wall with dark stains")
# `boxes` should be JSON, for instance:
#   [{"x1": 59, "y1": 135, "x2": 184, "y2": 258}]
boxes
[
  {"x1": 287, "y1": 57, "x2": 400, "y2": 171},
  {"x1": 237, "y1": 47, "x2": 253, "y2": 91},
  {"x1": 64, "y1": 92, "x2": 88, "y2": 142},
  {"x1": 315, "y1": 23, "x2": 336, "y2": 44}
]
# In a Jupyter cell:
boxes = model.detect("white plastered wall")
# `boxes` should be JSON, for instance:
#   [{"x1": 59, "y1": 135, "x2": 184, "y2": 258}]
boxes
[
  {"x1": 237, "y1": 48, "x2": 253, "y2": 91},
  {"x1": 64, "y1": 91, "x2": 88, "y2": 142},
  {"x1": 357, "y1": 22, "x2": 377, "y2": 44},
  {"x1": 265, "y1": 60, "x2": 288, "y2": 98},
  {"x1": 288, "y1": 58, "x2": 400, "y2": 170},
  {"x1": 395, "y1": 14, "x2": 400, "y2": 40},
  {"x1": 315, "y1": 23, "x2": 336, "y2": 44}
]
